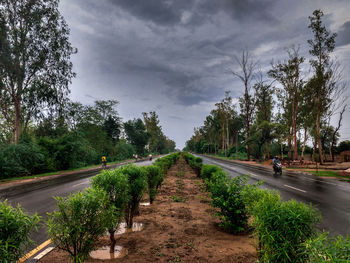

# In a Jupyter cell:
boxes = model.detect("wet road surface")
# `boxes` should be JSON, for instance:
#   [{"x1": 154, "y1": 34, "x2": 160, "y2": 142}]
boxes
[
  {"x1": 200, "y1": 155, "x2": 350, "y2": 236},
  {"x1": 3, "y1": 159, "x2": 156, "y2": 252}
]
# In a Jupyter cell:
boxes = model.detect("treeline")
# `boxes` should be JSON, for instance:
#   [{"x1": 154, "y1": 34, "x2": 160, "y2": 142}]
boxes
[
  {"x1": 0, "y1": 1, "x2": 175, "y2": 179},
  {"x1": 0, "y1": 99, "x2": 175, "y2": 179},
  {"x1": 185, "y1": 10, "x2": 348, "y2": 164}
]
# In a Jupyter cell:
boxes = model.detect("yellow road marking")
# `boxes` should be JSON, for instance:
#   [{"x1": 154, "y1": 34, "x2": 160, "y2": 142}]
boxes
[{"x1": 18, "y1": 239, "x2": 52, "y2": 263}]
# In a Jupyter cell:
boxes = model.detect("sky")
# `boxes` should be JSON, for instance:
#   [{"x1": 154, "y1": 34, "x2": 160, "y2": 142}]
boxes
[{"x1": 58, "y1": 0, "x2": 350, "y2": 149}]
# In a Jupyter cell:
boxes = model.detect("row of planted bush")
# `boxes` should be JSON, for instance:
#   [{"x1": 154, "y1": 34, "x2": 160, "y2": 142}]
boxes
[
  {"x1": 0, "y1": 152, "x2": 180, "y2": 263},
  {"x1": 183, "y1": 152, "x2": 350, "y2": 263}
]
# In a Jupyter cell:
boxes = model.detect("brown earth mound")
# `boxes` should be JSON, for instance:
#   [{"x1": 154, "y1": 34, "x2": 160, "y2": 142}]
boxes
[{"x1": 39, "y1": 157, "x2": 256, "y2": 263}]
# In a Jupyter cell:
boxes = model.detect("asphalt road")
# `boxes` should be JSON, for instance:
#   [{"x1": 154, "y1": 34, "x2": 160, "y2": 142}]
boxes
[
  {"x1": 200, "y1": 155, "x2": 350, "y2": 236},
  {"x1": 4, "y1": 158, "x2": 156, "y2": 252}
]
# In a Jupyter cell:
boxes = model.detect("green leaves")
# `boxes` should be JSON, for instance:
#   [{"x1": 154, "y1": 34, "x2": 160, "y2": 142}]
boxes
[
  {"x1": 246, "y1": 188, "x2": 321, "y2": 263},
  {"x1": 119, "y1": 164, "x2": 147, "y2": 228},
  {"x1": 305, "y1": 232, "x2": 350, "y2": 262},
  {"x1": 144, "y1": 165, "x2": 161, "y2": 204},
  {"x1": 0, "y1": 200, "x2": 40, "y2": 263},
  {"x1": 47, "y1": 188, "x2": 114, "y2": 263}
]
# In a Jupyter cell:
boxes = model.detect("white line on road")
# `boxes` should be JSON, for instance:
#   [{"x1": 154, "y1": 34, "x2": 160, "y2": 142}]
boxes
[
  {"x1": 284, "y1": 184, "x2": 307, "y2": 193},
  {"x1": 34, "y1": 247, "x2": 54, "y2": 260},
  {"x1": 249, "y1": 173, "x2": 258, "y2": 178},
  {"x1": 72, "y1": 182, "x2": 87, "y2": 188}
]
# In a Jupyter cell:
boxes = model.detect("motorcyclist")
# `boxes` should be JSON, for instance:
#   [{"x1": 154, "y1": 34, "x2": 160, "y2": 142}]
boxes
[
  {"x1": 272, "y1": 156, "x2": 279, "y2": 165},
  {"x1": 272, "y1": 156, "x2": 282, "y2": 174},
  {"x1": 149, "y1": 154, "x2": 152, "y2": 161}
]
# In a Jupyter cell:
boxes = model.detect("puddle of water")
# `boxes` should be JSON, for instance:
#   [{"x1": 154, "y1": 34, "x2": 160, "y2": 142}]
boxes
[
  {"x1": 140, "y1": 202, "x2": 150, "y2": 206},
  {"x1": 89, "y1": 246, "x2": 128, "y2": 260},
  {"x1": 117, "y1": 222, "x2": 143, "y2": 234}
]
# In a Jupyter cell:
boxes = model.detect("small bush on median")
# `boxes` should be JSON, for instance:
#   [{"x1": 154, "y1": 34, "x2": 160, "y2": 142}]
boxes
[
  {"x1": 0, "y1": 201, "x2": 40, "y2": 263},
  {"x1": 200, "y1": 164, "x2": 222, "y2": 180},
  {"x1": 304, "y1": 232, "x2": 350, "y2": 262},
  {"x1": 207, "y1": 173, "x2": 249, "y2": 233},
  {"x1": 144, "y1": 165, "x2": 162, "y2": 204},
  {"x1": 247, "y1": 188, "x2": 321, "y2": 263},
  {"x1": 119, "y1": 165, "x2": 147, "y2": 228},
  {"x1": 91, "y1": 169, "x2": 129, "y2": 253},
  {"x1": 48, "y1": 188, "x2": 114, "y2": 263}
]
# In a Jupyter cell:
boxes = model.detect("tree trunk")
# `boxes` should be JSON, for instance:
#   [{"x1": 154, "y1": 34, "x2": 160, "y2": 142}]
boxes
[
  {"x1": 109, "y1": 229, "x2": 116, "y2": 253},
  {"x1": 235, "y1": 132, "x2": 238, "y2": 160},
  {"x1": 312, "y1": 139, "x2": 316, "y2": 162},
  {"x1": 316, "y1": 110, "x2": 324, "y2": 164},
  {"x1": 14, "y1": 98, "x2": 21, "y2": 144},
  {"x1": 222, "y1": 127, "x2": 225, "y2": 155},
  {"x1": 266, "y1": 142, "x2": 270, "y2": 160},
  {"x1": 287, "y1": 136, "x2": 292, "y2": 161},
  {"x1": 301, "y1": 128, "x2": 307, "y2": 160},
  {"x1": 293, "y1": 99, "x2": 298, "y2": 160},
  {"x1": 280, "y1": 140, "x2": 283, "y2": 160}
]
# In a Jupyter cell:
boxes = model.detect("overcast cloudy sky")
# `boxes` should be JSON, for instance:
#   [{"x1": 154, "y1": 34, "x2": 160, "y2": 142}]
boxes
[{"x1": 58, "y1": 0, "x2": 350, "y2": 149}]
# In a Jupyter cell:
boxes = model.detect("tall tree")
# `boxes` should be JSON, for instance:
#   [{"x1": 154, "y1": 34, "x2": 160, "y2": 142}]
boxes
[
  {"x1": 142, "y1": 111, "x2": 163, "y2": 154},
  {"x1": 268, "y1": 47, "x2": 304, "y2": 160},
  {"x1": 253, "y1": 74, "x2": 275, "y2": 159},
  {"x1": 232, "y1": 50, "x2": 257, "y2": 160},
  {"x1": 307, "y1": 9, "x2": 337, "y2": 164},
  {"x1": 0, "y1": 0, "x2": 76, "y2": 143},
  {"x1": 124, "y1": 119, "x2": 149, "y2": 155}
]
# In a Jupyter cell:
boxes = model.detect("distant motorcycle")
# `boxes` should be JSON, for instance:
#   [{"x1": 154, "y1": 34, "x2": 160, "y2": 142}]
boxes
[
  {"x1": 149, "y1": 154, "x2": 153, "y2": 161},
  {"x1": 273, "y1": 161, "x2": 282, "y2": 175}
]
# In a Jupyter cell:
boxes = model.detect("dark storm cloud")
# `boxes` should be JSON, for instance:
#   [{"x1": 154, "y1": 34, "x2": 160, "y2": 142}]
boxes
[
  {"x1": 109, "y1": 0, "x2": 193, "y2": 26},
  {"x1": 60, "y1": 0, "x2": 350, "y2": 148},
  {"x1": 197, "y1": 0, "x2": 278, "y2": 23},
  {"x1": 337, "y1": 21, "x2": 350, "y2": 47},
  {"x1": 109, "y1": 0, "x2": 278, "y2": 27}
]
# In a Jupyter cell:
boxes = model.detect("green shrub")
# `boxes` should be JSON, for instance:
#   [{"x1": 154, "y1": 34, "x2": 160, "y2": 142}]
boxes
[
  {"x1": 305, "y1": 232, "x2": 350, "y2": 262},
  {"x1": 144, "y1": 165, "x2": 162, "y2": 204},
  {"x1": 154, "y1": 152, "x2": 179, "y2": 178},
  {"x1": 0, "y1": 201, "x2": 40, "y2": 263},
  {"x1": 207, "y1": 174, "x2": 249, "y2": 233},
  {"x1": 249, "y1": 190, "x2": 321, "y2": 263},
  {"x1": 200, "y1": 164, "x2": 222, "y2": 180},
  {"x1": 48, "y1": 188, "x2": 114, "y2": 263},
  {"x1": 114, "y1": 140, "x2": 135, "y2": 161},
  {"x1": 182, "y1": 153, "x2": 202, "y2": 176},
  {"x1": 91, "y1": 169, "x2": 129, "y2": 253},
  {"x1": 119, "y1": 165, "x2": 147, "y2": 228},
  {"x1": 0, "y1": 142, "x2": 47, "y2": 179}
]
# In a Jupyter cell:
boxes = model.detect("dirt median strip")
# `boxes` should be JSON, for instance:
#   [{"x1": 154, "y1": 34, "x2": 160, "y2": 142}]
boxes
[{"x1": 38, "y1": 156, "x2": 257, "y2": 263}]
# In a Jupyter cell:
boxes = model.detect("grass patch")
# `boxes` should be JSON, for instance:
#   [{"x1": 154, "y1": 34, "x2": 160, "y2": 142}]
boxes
[
  {"x1": 176, "y1": 171, "x2": 185, "y2": 177},
  {"x1": 175, "y1": 179, "x2": 184, "y2": 188},
  {"x1": 171, "y1": 195, "x2": 186, "y2": 203},
  {"x1": 307, "y1": 170, "x2": 349, "y2": 178}
]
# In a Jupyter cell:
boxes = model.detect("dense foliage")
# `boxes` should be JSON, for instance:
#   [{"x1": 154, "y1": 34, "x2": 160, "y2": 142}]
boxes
[
  {"x1": 91, "y1": 169, "x2": 129, "y2": 253},
  {"x1": 48, "y1": 188, "x2": 114, "y2": 263},
  {"x1": 0, "y1": 201, "x2": 40, "y2": 263},
  {"x1": 305, "y1": 232, "x2": 350, "y2": 262},
  {"x1": 118, "y1": 165, "x2": 148, "y2": 228},
  {"x1": 0, "y1": 99, "x2": 175, "y2": 180}
]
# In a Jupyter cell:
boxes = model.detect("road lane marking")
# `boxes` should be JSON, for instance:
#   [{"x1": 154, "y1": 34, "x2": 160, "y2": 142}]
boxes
[
  {"x1": 72, "y1": 182, "x2": 87, "y2": 188},
  {"x1": 18, "y1": 239, "x2": 52, "y2": 263},
  {"x1": 33, "y1": 247, "x2": 54, "y2": 260},
  {"x1": 284, "y1": 184, "x2": 306, "y2": 193}
]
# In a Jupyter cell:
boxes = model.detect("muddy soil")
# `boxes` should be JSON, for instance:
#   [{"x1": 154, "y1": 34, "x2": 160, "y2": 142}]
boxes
[{"x1": 39, "y1": 157, "x2": 256, "y2": 263}]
